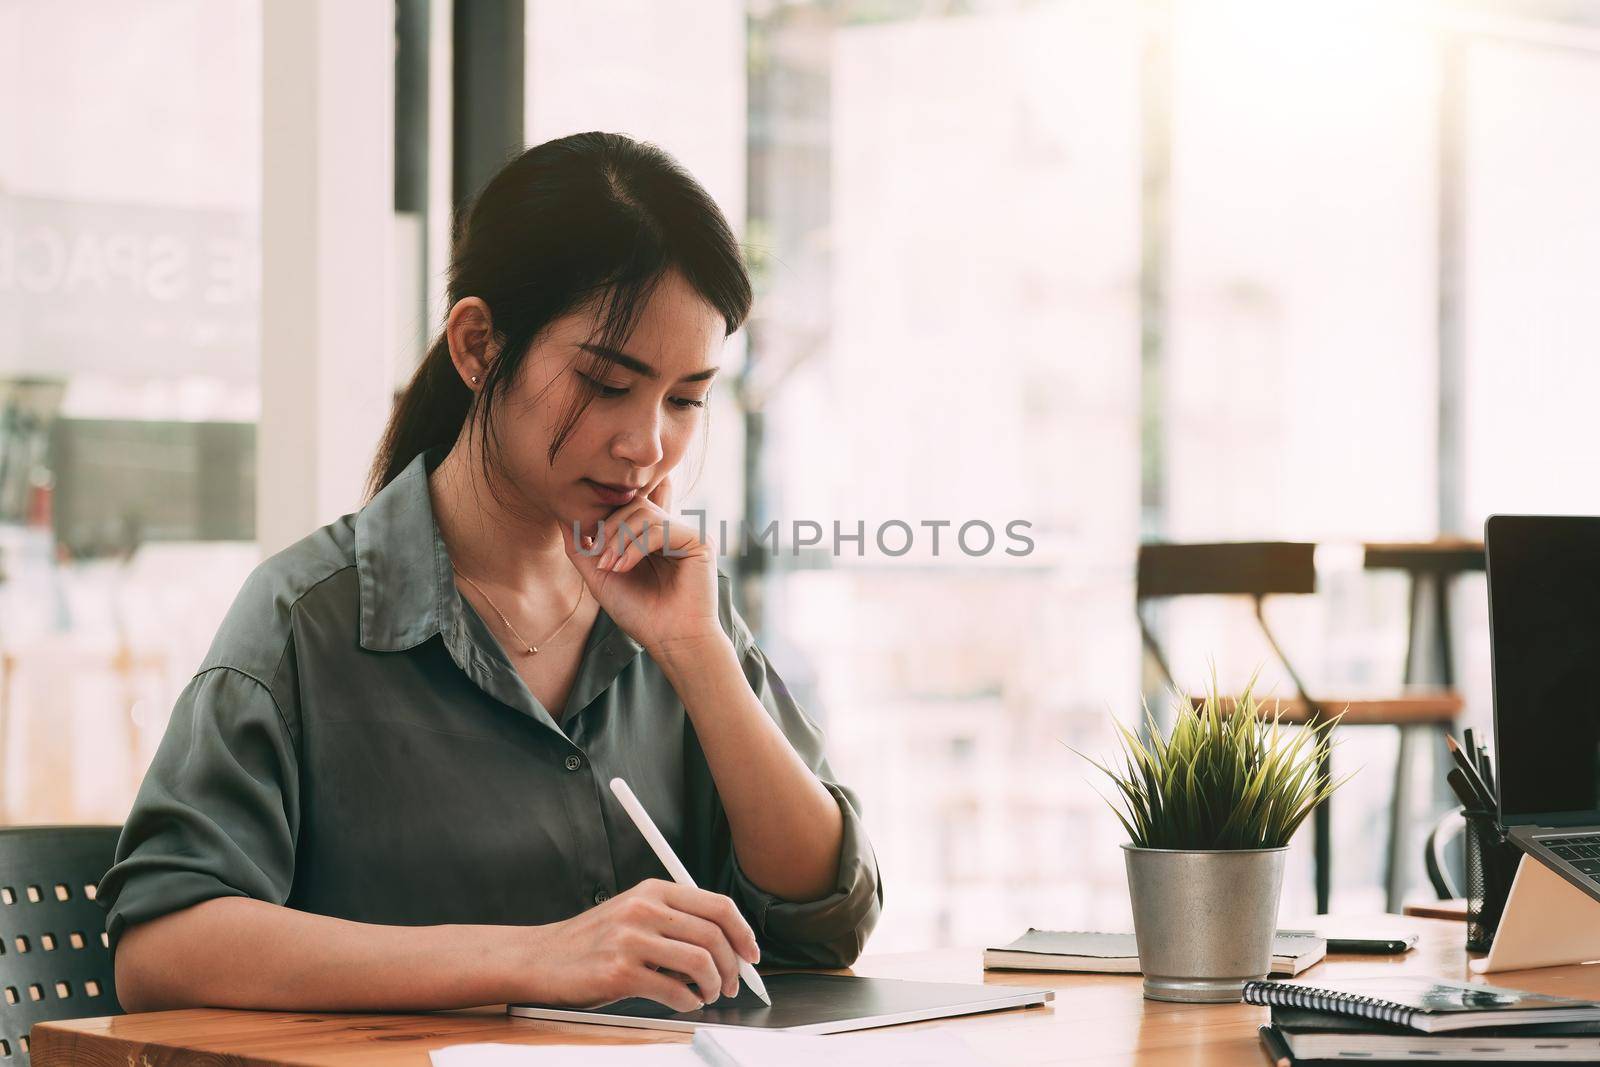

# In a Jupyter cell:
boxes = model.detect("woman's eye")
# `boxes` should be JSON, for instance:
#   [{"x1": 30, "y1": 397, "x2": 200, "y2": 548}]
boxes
[
  {"x1": 580, "y1": 373, "x2": 703, "y2": 409},
  {"x1": 578, "y1": 373, "x2": 628, "y2": 398}
]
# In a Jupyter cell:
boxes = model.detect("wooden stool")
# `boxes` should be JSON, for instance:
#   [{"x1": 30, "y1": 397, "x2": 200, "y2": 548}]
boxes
[{"x1": 1137, "y1": 541, "x2": 1462, "y2": 914}]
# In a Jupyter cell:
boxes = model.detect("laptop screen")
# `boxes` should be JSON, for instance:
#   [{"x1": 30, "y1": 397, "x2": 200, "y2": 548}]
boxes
[{"x1": 1486, "y1": 515, "x2": 1600, "y2": 826}]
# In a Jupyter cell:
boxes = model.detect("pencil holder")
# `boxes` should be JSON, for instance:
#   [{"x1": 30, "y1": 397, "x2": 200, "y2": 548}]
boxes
[{"x1": 1463, "y1": 808, "x2": 1519, "y2": 952}]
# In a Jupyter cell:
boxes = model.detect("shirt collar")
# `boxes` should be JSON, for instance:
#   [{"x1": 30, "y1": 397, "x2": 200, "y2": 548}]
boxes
[
  {"x1": 353, "y1": 447, "x2": 644, "y2": 734},
  {"x1": 355, "y1": 448, "x2": 460, "y2": 653}
]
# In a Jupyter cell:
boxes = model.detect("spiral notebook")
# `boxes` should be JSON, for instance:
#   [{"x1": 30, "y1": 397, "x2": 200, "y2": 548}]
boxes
[{"x1": 1243, "y1": 976, "x2": 1600, "y2": 1034}]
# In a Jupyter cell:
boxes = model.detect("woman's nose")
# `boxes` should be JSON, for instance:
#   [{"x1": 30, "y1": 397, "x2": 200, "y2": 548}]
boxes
[{"x1": 611, "y1": 414, "x2": 665, "y2": 469}]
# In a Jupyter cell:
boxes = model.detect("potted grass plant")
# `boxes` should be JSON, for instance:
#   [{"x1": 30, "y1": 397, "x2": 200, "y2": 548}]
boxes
[{"x1": 1082, "y1": 675, "x2": 1347, "y2": 1003}]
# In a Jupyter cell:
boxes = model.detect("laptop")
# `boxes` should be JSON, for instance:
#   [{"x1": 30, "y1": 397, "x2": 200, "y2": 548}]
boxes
[{"x1": 1485, "y1": 514, "x2": 1600, "y2": 903}]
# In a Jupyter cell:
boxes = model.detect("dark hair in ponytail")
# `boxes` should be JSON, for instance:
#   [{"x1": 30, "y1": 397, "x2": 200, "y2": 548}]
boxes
[{"x1": 366, "y1": 132, "x2": 753, "y2": 498}]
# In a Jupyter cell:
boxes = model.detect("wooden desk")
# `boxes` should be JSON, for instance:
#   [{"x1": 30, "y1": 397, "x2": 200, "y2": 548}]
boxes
[{"x1": 33, "y1": 918, "x2": 1600, "y2": 1066}]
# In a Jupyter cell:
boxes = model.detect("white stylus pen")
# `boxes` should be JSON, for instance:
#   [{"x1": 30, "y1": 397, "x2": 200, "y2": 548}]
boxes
[{"x1": 608, "y1": 776, "x2": 772, "y2": 1007}]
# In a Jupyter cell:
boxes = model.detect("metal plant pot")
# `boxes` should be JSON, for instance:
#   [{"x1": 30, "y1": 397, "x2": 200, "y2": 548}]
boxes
[{"x1": 1122, "y1": 844, "x2": 1288, "y2": 1003}]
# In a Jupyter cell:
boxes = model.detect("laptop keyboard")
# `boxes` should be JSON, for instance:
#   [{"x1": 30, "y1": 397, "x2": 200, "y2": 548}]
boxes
[{"x1": 1538, "y1": 833, "x2": 1600, "y2": 878}]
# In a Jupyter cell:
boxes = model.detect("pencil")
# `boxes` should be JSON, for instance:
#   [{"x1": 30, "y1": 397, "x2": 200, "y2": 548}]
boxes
[
  {"x1": 1258, "y1": 1024, "x2": 1293, "y2": 1067},
  {"x1": 608, "y1": 776, "x2": 772, "y2": 1006}
]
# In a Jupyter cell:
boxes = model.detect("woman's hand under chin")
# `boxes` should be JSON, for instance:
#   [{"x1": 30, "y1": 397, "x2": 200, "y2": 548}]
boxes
[{"x1": 562, "y1": 473, "x2": 726, "y2": 662}]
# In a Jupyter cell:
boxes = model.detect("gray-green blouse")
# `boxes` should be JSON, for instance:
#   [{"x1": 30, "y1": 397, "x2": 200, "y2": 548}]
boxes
[{"x1": 97, "y1": 450, "x2": 882, "y2": 970}]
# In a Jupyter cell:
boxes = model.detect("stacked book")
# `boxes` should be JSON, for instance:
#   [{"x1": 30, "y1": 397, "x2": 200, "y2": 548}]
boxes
[
  {"x1": 1246, "y1": 976, "x2": 1600, "y2": 1063},
  {"x1": 984, "y1": 929, "x2": 1326, "y2": 977}
]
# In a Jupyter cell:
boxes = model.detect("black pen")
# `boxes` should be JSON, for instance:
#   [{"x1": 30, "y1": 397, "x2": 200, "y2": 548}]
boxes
[
  {"x1": 1258, "y1": 1024, "x2": 1293, "y2": 1067},
  {"x1": 1327, "y1": 936, "x2": 1415, "y2": 954}
]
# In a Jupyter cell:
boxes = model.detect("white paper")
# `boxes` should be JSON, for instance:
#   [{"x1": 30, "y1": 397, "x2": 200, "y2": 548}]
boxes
[
  {"x1": 429, "y1": 1042, "x2": 701, "y2": 1066},
  {"x1": 693, "y1": 1029, "x2": 992, "y2": 1066}
]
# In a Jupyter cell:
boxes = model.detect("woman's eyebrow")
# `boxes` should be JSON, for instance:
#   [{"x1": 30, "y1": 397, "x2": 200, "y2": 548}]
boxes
[{"x1": 577, "y1": 343, "x2": 719, "y2": 383}]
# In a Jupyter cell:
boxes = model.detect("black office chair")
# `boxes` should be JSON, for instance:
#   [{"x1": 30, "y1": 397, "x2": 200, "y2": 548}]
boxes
[
  {"x1": 1424, "y1": 808, "x2": 1466, "y2": 900},
  {"x1": 0, "y1": 826, "x2": 122, "y2": 1064}
]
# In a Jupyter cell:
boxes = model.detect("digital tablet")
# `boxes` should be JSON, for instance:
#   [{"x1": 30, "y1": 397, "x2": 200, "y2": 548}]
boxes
[{"x1": 507, "y1": 972, "x2": 1053, "y2": 1035}]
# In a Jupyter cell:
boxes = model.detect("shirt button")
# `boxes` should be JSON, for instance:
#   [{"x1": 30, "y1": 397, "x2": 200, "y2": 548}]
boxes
[
  {"x1": 564, "y1": 754, "x2": 583, "y2": 772},
  {"x1": 593, "y1": 889, "x2": 611, "y2": 905}
]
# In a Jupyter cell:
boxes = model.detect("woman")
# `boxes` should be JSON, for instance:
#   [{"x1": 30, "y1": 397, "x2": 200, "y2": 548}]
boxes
[{"x1": 100, "y1": 132, "x2": 882, "y2": 1013}]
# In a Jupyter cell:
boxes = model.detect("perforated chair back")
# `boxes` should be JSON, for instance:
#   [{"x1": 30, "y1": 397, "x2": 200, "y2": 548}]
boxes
[{"x1": 0, "y1": 826, "x2": 122, "y2": 1063}]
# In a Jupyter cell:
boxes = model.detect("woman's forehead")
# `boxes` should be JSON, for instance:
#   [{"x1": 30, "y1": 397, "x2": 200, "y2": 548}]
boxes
[{"x1": 549, "y1": 281, "x2": 725, "y2": 374}]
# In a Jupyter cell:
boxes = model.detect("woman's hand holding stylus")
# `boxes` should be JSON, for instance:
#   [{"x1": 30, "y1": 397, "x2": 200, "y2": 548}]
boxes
[{"x1": 521, "y1": 878, "x2": 760, "y2": 1012}]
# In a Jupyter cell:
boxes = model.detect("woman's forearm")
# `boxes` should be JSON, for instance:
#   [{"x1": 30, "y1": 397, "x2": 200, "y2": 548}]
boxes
[
  {"x1": 114, "y1": 896, "x2": 534, "y2": 1013},
  {"x1": 655, "y1": 634, "x2": 845, "y2": 902}
]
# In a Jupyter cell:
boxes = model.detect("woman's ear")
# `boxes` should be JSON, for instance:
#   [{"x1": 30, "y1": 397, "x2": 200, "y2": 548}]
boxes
[{"x1": 445, "y1": 297, "x2": 497, "y2": 391}]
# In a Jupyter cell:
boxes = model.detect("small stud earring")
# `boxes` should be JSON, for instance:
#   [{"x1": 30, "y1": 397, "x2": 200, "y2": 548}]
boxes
[{"x1": 470, "y1": 375, "x2": 479, "y2": 385}]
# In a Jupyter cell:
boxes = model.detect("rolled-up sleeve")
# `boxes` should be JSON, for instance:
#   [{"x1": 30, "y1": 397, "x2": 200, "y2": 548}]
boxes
[
  {"x1": 700, "y1": 623, "x2": 883, "y2": 969},
  {"x1": 97, "y1": 666, "x2": 300, "y2": 955}
]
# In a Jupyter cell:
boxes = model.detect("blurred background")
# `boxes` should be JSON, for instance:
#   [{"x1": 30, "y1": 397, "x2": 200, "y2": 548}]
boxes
[{"x1": 2, "y1": 0, "x2": 1598, "y2": 953}]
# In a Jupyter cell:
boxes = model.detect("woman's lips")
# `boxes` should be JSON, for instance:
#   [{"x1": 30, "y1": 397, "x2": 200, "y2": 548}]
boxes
[{"x1": 583, "y1": 479, "x2": 640, "y2": 506}]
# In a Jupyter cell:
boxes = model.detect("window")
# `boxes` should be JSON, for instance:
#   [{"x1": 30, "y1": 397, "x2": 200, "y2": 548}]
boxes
[
  {"x1": 753, "y1": 2, "x2": 1142, "y2": 949},
  {"x1": 0, "y1": 0, "x2": 261, "y2": 824}
]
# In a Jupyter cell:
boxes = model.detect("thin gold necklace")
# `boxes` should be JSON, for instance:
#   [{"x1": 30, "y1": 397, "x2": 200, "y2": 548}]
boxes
[{"x1": 451, "y1": 564, "x2": 585, "y2": 655}]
